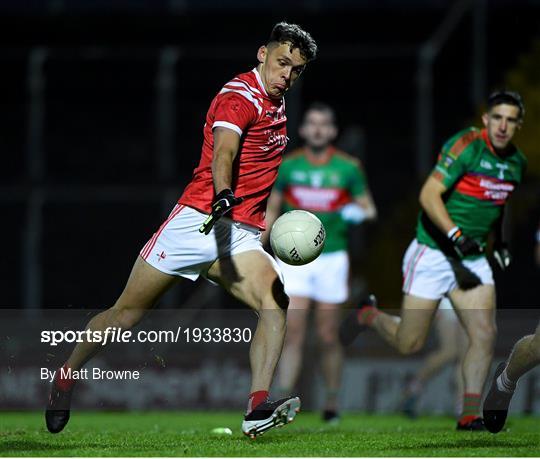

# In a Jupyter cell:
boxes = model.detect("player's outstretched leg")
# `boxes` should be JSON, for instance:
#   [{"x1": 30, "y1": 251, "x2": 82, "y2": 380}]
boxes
[
  {"x1": 338, "y1": 295, "x2": 379, "y2": 346},
  {"x1": 483, "y1": 322, "x2": 540, "y2": 433},
  {"x1": 46, "y1": 367, "x2": 74, "y2": 433},
  {"x1": 45, "y1": 257, "x2": 177, "y2": 433},
  {"x1": 208, "y1": 249, "x2": 298, "y2": 438},
  {"x1": 482, "y1": 362, "x2": 514, "y2": 433},
  {"x1": 340, "y1": 294, "x2": 438, "y2": 357}
]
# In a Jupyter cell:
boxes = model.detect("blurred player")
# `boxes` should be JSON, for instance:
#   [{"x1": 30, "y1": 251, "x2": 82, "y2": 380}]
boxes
[
  {"x1": 265, "y1": 103, "x2": 377, "y2": 423},
  {"x1": 535, "y1": 221, "x2": 540, "y2": 266},
  {"x1": 46, "y1": 22, "x2": 318, "y2": 439},
  {"x1": 340, "y1": 90, "x2": 527, "y2": 430},
  {"x1": 483, "y1": 223, "x2": 540, "y2": 432},
  {"x1": 400, "y1": 297, "x2": 468, "y2": 418}
]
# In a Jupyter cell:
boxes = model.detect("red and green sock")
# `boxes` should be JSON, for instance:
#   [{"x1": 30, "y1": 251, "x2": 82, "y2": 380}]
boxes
[
  {"x1": 459, "y1": 393, "x2": 481, "y2": 424},
  {"x1": 357, "y1": 305, "x2": 380, "y2": 326}
]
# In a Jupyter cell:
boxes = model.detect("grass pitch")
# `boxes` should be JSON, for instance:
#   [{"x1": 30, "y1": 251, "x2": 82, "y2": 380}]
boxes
[{"x1": 1, "y1": 411, "x2": 539, "y2": 456}]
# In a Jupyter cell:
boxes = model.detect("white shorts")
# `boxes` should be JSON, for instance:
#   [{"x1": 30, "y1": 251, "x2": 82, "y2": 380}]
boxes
[
  {"x1": 140, "y1": 205, "x2": 266, "y2": 281},
  {"x1": 402, "y1": 239, "x2": 494, "y2": 300},
  {"x1": 277, "y1": 250, "x2": 349, "y2": 304}
]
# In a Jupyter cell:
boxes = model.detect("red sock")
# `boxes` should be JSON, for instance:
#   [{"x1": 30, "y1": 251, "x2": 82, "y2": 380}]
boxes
[
  {"x1": 357, "y1": 306, "x2": 380, "y2": 326},
  {"x1": 54, "y1": 363, "x2": 76, "y2": 392},
  {"x1": 247, "y1": 390, "x2": 269, "y2": 413}
]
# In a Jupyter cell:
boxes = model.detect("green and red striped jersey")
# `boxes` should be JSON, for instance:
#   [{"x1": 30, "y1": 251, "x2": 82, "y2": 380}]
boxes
[
  {"x1": 275, "y1": 147, "x2": 367, "y2": 253},
  {"x1": 417, "y1": 127, "x2": 527, "y2": 256}
]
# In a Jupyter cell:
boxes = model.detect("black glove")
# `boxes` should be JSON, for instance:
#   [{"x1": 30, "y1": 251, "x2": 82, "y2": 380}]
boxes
[
  {"x1": 198, "y1": 188, "x2": 243, "y2": 235},
  {"x1": 493, "y1": 241, "x2": 511, "y2": 270},
  {"x1": 448, "y1": 259, "x2": 483, "y2": 290},
  {"x1": 448, "y1": 227, "x2": 483, "y2": 258}
]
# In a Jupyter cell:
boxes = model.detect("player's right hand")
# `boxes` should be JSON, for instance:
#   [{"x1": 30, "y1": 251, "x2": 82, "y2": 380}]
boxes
[
  {"x1": 448, "y1": 227, "x2": 483, "y2": 258},
  {"x1": 198, "y1": 188, "x2": 243, "y2": 235},
  {"x1": 493, "y1": 241, "x2": 511, "y2": 270}
]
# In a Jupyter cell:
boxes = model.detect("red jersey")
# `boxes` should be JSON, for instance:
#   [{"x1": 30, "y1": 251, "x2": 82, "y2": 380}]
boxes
[{"x1": 179, "y1": 68, "x2": 288, "y2": 230}]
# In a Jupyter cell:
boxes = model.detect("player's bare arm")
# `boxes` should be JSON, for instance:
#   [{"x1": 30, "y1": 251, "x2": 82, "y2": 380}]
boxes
[
  {"x1": 199, "y1": 127, "x2": 244, "y2": 234},
  {"x1": 212, "y1": 127, "x2": 241, "y2": 193},
  {"x1": 418, "y1": 176, "x2": 455, "y2": 234},
  {"x1": 492, "y1": 207, "x2": 511, "y2": 270},
  {"x1": 420, "y1": 175, "x2": 483, "y2": 263},
  {"x1": 262, "y1": 190, "x2": 283, "y2": 245},
  {"x1": 355, "y1": 192, "x2": 377, "y2": 221}
]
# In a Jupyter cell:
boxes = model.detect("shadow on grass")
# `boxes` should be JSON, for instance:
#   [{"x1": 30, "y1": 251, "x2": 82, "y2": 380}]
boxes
[
  {"x1": 0, "y1": 440, "x2": 108, "y2": 456},
  {"x1": 0, "y1": 439, "x2": 87, "y2": 453},
  {"x1": 396, "y1": 436, "x2": 528, "y2": 451}
]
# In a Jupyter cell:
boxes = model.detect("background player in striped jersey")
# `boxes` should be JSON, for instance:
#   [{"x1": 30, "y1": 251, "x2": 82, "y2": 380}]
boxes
[
  {"x1": 341, "y1": 90, "x2": 527, "y2": 430},
  {"x1": 46, "y1": 22, "x2": 317, "y2": 439},
  {"x1": 265, "y1": 103, "x2": 377, "y2": 423}
]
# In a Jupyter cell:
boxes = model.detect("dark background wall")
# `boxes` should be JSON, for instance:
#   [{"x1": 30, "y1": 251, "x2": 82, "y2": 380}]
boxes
[{"x1": 1, "y1": 0, "x2": 539, "y2": 310}]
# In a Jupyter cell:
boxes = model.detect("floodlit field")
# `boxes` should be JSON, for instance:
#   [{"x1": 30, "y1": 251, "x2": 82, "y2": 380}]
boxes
[{"x1": 1, "y1": 411, "x2": 539, "y2": 456}]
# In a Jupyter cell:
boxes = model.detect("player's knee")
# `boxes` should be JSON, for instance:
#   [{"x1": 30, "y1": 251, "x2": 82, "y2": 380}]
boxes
[
  {"x1": 470, "y1": 322, "x2": 496, "y2": 349},
  {"x1": 319, "y1": 334, "x2": 339, "y2": 348},
  {"x1": 436, "y1": 349, "x2": 458, "y2": 363},
  {"x1": 284, "y1": 327, "x2": 305, "y2": 348},
  {"x1": 396, "y1": 336, "x2": 424, "y2": 355},
  {"x1": 317, "y1": 327, "x2": 339, "y2": 347},
  {"x1": 271, "y1": 277, "x2": 289, "y2": 311},
  {"x1": 110, "y1": 305, "x2": 146, "y2": 330},
  {"x1": 285, "y1": 321, "x2": 306, "y2": 345}
]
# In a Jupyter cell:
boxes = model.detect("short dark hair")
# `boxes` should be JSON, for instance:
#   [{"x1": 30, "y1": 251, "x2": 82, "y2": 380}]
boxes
[
  {"x1": 303, "y1": 102, "x2": 336, "y2": 125},
  {"x1": 487, "y1": 90, "x2": 525, "y2": 119},
  {"x1": 268, "y1": 22, "x2": 318, "y2": 62}
]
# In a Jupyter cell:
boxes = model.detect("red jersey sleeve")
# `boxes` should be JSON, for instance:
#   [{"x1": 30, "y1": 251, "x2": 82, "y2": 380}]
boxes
[{"x1": 212, "y1": 92, "x2": 259, "y2": 137}]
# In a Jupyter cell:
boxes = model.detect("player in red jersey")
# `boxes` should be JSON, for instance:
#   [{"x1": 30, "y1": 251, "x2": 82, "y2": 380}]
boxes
[{"x1": 46, "y1": 22, "x2": 317, "y2": 439}]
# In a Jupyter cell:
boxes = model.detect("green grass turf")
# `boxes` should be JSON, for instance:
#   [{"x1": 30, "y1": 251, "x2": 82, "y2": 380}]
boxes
[{"x1": 1, "y1": 411, "x2": 539, "y2": 457}]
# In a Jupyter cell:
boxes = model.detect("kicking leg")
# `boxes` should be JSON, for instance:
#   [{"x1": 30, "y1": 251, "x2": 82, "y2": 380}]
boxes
[{"x1": 208, "y1": 249, "x2": 300, "y2": 437}]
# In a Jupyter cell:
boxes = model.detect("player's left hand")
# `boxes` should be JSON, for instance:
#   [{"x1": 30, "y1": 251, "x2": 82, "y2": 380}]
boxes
[
  {"x1": 199, "y1": 188, "x2": 243, "y2": 235},
  {"x1": 340, "y1": 203, "x2": 367, "y2": 224},
  {"x1": 448, "y1": 259, "x2": 482, "y2": 290},
  {"x1": 493, "y1": 241, "x2": 511, "y2": 270}
]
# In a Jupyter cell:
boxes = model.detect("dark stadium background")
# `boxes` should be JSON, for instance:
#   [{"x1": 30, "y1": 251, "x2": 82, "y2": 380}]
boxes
[{"x1": 1, "y1": 0, "x2": 539, "y2": 413}]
